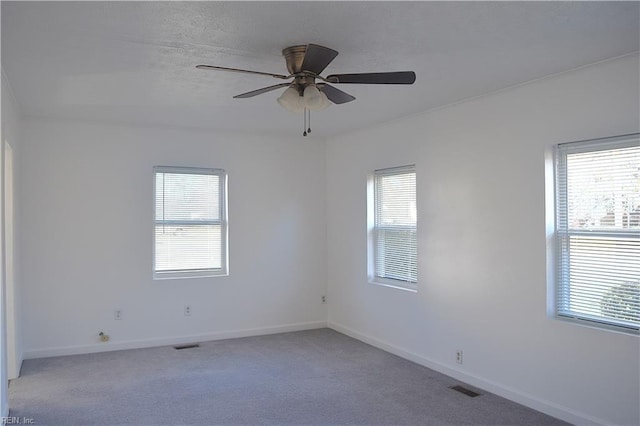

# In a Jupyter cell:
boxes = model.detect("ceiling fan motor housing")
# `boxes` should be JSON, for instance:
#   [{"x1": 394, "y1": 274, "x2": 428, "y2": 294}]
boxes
[
  {"x1": 282, "y1": 45, "x2": 308, "y2": 74},
  {"x1": 283, "y1": 45, "x2": 317, "y2": 95}
]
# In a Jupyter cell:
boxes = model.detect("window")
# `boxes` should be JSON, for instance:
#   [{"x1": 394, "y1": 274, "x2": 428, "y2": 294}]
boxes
[
  {"x1": 369, "y1": 165, "x2": 417, "y2": 290},
  {"x1": 154, "y1": 166, "x2": 228, "y2": 279},
  {"x1": 554, "y1": 134, "x2": 639, "y2": 332}
]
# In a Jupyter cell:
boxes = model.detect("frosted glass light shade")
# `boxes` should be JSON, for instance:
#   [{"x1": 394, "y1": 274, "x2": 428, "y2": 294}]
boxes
[
  {"x1": 303, "y1": 85, "x2": 330, "y2": 111},
  {"x1": 277, "y1": 87, "x2": 304, "y2": 113},
  {"x1": 317, "y1": 91, "x2": 330, "y2": 110}
]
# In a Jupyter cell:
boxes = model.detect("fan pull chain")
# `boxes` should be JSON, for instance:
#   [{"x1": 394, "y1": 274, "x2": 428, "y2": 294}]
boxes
[
  {"x1": 307, "y1": 109, "x2": 311, "y2": 135},
  {"x1": 303, "y1": 108, "x2": 307, "y2": 137}
]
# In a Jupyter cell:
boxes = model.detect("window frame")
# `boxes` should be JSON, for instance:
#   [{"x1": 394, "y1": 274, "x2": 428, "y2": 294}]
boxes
[
  {"x1": 553, "y1": 134, "x2": 639, "y2": 334},
  {"x1": 153, "y1": 166, "x2": 228, "y2": 280},
  {"x1": 367, "y1": 165, "x2": 418, "y2": 291}
]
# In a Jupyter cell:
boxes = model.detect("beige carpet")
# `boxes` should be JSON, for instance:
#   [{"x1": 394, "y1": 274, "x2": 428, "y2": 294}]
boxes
[{"x1": 9, "y1": 329, "x2": 568, "y2": 425}]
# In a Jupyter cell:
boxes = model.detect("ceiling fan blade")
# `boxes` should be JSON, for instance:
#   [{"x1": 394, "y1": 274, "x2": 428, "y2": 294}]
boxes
[
  {"x1": 301, "y1": 44, "x2": 339, "y2": 75},
  {"x1": 326, "y1": 71, "x2": 416, "y2": 84},
  {"x1": 318, "y1": 84, "x2": 355, "y2": 104},
  {"x1": 233, "y1": 83, "x2": 291, "y2": 99},
  {"x1": 196, "y1": 65, "x2": 289, "y2": 80}
]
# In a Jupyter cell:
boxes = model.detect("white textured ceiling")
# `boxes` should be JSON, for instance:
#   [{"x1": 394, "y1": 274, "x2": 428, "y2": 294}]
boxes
[{"x1": 2, "y1": 1, "x2": 639, "y2": 138}]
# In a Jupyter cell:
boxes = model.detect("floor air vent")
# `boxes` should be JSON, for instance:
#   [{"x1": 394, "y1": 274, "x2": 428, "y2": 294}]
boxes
[
  {"x1": 450, "y1": 385, "x2": 480, "y2": 397},
  {"x1": 173, "y1": 344, "x2": 200, "y2": 350}
]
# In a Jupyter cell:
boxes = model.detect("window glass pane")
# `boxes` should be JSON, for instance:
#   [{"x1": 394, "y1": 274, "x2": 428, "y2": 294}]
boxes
[
  {"x1": 375, "y1": 171, "x2": 417, "y2": 227},
  {"x1": 567, "y1": 146, "x2": 639, "y2": 231},
  {"x1": 374, "y1": 228, "x2": 417, "y2": 283},
  {"x1": 155, "y1": 173, "x2": 219, "y2": 222},
  {"x1": 155, "y1": 224, "x2": 222, "y2": 271},
  {"x1": 565, "y1": 236, "x2": 639, "y2": 328}
]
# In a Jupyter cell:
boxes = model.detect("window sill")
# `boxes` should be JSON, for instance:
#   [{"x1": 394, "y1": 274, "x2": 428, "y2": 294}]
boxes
[
  {"x1": 369, "y1": 278, "x2": 417, "y2": 293},
  {"x1": 553, "y1": 314, "x2": 639, "y2": 336},
  {"x1": 154, "y1": 270, "x2": 228, "y2": 280}
]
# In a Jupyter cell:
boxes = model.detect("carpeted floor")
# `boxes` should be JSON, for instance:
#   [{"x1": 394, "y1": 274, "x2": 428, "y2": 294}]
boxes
[{"x1": 9, "y1": 328, "x2": 568, "y2": 425}]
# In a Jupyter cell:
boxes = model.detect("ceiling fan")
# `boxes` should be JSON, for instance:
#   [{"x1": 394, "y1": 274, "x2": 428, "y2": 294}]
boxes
[{"x1": 196, "y1": 43, "x2": 416, "y2": 135}]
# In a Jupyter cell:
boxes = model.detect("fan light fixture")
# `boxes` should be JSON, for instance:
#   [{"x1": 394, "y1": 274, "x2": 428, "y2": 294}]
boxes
[
  {"x1": 277, "y1": 87, "x2": 303, "y2": 112},
  {"x1": 277, "y1": 85, "x2": 330, "y2": 135},
  {"x1": 277, "y1": 85, "x2": 330, "y2": 113},
  {"x1": 302, "y1": 85, "x2": 330, "y2": 111}
]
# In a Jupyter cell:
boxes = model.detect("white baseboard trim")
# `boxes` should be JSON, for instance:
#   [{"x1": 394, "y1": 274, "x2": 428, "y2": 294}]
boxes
[
  {"x1": 8, "y1": 352, "x2": 24, "y2": 380},
  {"x1": 328, "y1": 321, "x2": 607, "y2": 426},
  {"x1": 24, "y1": 321, "x2": 327, "y2": 360},
  {"x1": 10, "y1": 355, "x2": 24, "y2": 380}
]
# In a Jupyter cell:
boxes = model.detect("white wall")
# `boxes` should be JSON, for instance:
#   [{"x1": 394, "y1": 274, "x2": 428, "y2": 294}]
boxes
[
  {"x1": 326, "y1": 54, "x2": 640, "y2": 426},
  {"x1": 2, "y1": 68, "x2": 23, "y2": 395},
  {"x1": 20, "y1": 120, "x2": 327, "y2": 357}
]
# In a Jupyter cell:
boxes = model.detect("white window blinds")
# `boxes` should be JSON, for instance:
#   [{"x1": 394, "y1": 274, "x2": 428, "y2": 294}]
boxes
[
  {"x1": 373, "y1": 165, "x2": 417, "y2": 288},
  {"x1": 154, "y1": 166, "x2": 227, "y2": 279},
  {"x1": 556, "y1": 134, "x2": 639, "y2": 331}
]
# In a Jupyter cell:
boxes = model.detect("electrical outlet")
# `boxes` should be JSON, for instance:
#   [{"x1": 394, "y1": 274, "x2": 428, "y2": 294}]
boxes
[
  {"x1": 184, "y1": 305, "x2": 192, "y2": 316},
  {"x1": 321, "y1": 295, "x2": 327, "y2": 304},
  {"x1": 456, "y1": 350, "x2": 463, "y2": 364},
  {"x1": 114, "y1": 310, "x2": 122, "y2": 320}
]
